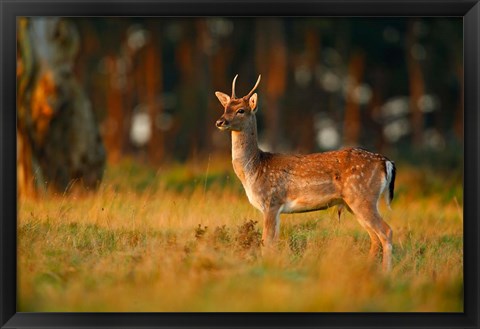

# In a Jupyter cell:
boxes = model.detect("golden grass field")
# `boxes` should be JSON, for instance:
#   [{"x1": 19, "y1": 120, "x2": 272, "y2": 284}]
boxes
[{"x1": 18, "y1": 156, "x2": 463, "y2": 312}]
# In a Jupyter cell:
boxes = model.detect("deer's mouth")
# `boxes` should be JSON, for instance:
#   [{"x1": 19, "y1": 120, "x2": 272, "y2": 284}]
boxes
[
  {"x1": 215, "y1": 119, "x2": 232, "y2": 131},
  {"x1": 216, "y1": 125, "x2": 231, "y2": 131}
]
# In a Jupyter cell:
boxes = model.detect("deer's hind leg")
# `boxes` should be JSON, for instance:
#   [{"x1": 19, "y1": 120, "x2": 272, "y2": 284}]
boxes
[
  {"x1": 364, "y1": 226, "x2": 382, "y2": 260},
  {"x1": 345, "y1": 199, "x2": 393, "y2": 271}
]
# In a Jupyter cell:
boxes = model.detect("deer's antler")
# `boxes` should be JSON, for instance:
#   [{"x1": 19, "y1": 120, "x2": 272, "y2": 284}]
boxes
[
  {"x1": 245, "y1": 75, "x2": 261, "y2": 99},
  {"x1": 231, "y1": 74, "x2": 238, "y2": 99}
]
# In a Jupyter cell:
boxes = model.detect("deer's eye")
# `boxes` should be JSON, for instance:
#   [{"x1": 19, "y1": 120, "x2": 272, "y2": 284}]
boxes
[{"x1": 236, "y1": 109, "x2": 245, "y2": 114}]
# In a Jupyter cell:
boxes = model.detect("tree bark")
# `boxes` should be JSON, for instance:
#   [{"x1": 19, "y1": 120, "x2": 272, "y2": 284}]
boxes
[{"x1": 17, "y1": 17, "x2": 106, "y2": 196}]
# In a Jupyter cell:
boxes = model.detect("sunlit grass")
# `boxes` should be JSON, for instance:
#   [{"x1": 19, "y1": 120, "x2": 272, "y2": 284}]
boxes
[{"x1": 18, "y1": 157, "x2": 463, "y2": 312}]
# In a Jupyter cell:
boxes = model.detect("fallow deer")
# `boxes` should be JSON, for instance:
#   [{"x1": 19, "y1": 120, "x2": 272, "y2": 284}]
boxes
[{"x1": 215, "y1": 75, "x2": 396, "y2": 271}]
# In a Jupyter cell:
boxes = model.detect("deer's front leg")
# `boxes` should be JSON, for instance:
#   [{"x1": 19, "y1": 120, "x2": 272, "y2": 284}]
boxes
[{"x1": 261, "y1": 207, "x2": 281, "y2": 246}]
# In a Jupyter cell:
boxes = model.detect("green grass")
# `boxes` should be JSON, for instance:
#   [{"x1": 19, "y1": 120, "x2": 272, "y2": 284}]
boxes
[{"x1": 18, "y1": 157, "x2": 463, "y2": 312}]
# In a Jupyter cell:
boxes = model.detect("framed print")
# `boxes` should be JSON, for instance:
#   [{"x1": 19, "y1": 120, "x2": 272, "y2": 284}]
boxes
[{"x1": 1, "y1": 0, "x2": 479, "y2": 328}]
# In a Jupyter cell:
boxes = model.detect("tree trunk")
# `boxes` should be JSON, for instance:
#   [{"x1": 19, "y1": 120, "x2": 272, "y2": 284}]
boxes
[
  {"x1": 17, "y1": 17, "x2": 106, "y2": 196},
  {"x1": 454, "y1": 63, "x2": 463, "y2": 142},
  {"x1": 255, "y1": 18, "x2": 287, "y2": 152},
  {"x1": 343, "y1": 51, "x2": 365, "y2": 146},
  {"x1": 368, "y1": 67, "x2": 387, "y2": 152},
  {"x1": 301, "y1": 27, "x2": 321, "y2": 153},
  {"x1": 144, "y1": 34, "x2": 164, "y2": 164},
  {"x1": 176, "y1": 32, "x2": 199, "y2": 160},
  {"x1": 406, "y1": 19, "x2": 426, "y2": 147},
  {"x1": 104, "y1": 54, "x2": 124, "y2": 163}
]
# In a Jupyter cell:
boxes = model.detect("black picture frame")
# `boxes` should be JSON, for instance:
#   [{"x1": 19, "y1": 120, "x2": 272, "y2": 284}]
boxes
[{"x1": 1, "y1": 0, "x2": 478, "y2": 328}]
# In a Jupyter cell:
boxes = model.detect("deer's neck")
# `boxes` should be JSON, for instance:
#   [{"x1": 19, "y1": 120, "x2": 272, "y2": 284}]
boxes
[{"x1": 231, "y1": 116, "x2": 261, "y2": 175}]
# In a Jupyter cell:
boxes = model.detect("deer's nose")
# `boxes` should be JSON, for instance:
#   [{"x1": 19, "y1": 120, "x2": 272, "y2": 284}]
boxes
[{"x1": 216, "y1": 119, "x2": 229, "y2": 127}]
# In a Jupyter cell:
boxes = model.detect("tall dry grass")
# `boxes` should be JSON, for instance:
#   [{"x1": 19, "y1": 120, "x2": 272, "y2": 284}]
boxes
[{"x1": 18, "y1": 157, "x2": 463, "y2": 312}]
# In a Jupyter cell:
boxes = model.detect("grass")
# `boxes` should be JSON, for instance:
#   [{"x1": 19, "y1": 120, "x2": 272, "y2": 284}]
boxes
[{"x1": 18, "y1": 156, "x2": 463, "y2": 312}]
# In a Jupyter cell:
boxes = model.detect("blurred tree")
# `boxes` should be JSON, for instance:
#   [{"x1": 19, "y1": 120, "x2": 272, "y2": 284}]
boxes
[
  {"x1": 343, "y1": 51, "x2": 365, "y2": 146},
  {"x1": 104, "y1": 53, "x2": 124, "y2": 163},
  {"x1": 425, "y1": 18, "x2": 463, "y2": 144},
  {"x1": 209, "y1": 20, "x2": 234, "y2": 154},
  {"x1": 406, "y1": 19, "x2": 426, "y2": 147},
  {"x1": 143, "y1": 23, "x2": 164, "y2": 164},
  {"x1": 255, "y1": 18, "x2": 287, "y2": 151},
  {"x1": 175, "y1": 20, "x2": 203, "y2": 159},
  {"x1": 17, "y1": 17, "x2": 105, "y2": 196},
  {"x1": 289, "y1": 24, "x2": 322, "y2": 153},
  {"x1": 195, "y1": 19, "x2": 214, "y2": 156},
  {"x1": 454, "y1": 64, "x2": 463, "y2": 141}
]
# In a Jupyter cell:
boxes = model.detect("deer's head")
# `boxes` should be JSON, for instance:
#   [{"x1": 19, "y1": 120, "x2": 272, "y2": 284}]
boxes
[{"x1": 215, "y1": 75, "x2": 261, "y2": 131}]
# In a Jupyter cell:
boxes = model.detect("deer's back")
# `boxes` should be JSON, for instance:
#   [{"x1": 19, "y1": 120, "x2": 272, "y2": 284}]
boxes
[{"x1": 245, "y1": 147, "x2": 389, "y2": 213}]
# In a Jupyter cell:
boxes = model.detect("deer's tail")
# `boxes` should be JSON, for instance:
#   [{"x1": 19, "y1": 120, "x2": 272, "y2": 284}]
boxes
[{"x1": 384, "y1": 160, "x2": 396, "y2": 208}]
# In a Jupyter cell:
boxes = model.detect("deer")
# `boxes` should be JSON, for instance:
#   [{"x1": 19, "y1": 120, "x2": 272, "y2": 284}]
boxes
[{"x1": 215, "y1": 75, "x2": 396, "y2": 271}]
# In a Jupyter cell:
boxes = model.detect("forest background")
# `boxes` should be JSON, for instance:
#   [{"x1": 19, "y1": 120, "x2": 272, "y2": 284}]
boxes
[{"x1": 16, "y1": 17, "x2": 463, "y2": 312}]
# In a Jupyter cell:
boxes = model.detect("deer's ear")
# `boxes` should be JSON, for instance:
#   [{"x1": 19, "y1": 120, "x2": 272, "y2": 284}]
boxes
[
  {"x1": 249, "y1": 93, "x2": 258, "y2": 113},
  {"x1": 215, "y1": 92, "x2": 230, "y2": 107}
]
